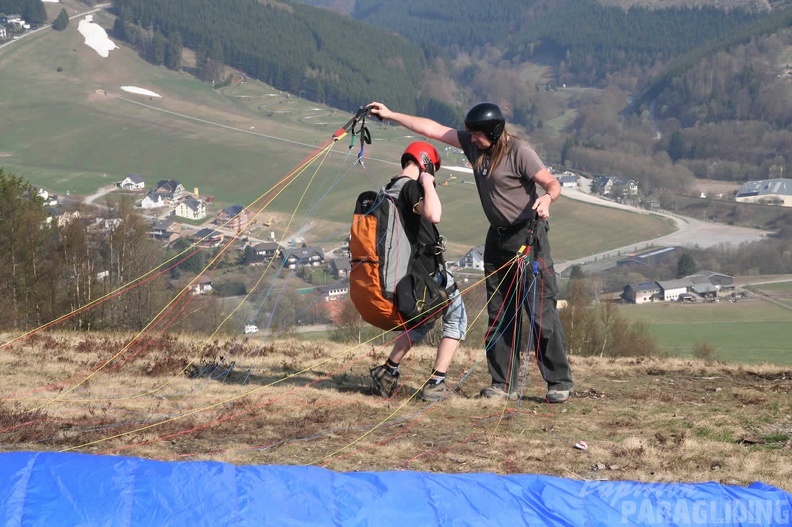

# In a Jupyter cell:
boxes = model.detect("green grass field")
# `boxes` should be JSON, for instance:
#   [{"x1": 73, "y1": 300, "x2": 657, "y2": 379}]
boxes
[
  {"x1": 617, "y1": 295, "x2": 792, "y2": 364},
  {"x1": 0, "y1": 13, "x2": 673, "y2": 262}
]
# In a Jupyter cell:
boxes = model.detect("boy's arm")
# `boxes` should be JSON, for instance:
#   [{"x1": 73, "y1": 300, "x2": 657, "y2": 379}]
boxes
[{"x1": 415, "y1": 172, "x2": 442, "y2": 224}]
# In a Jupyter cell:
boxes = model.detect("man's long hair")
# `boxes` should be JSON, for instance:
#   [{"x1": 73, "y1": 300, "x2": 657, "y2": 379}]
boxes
[{"x1": 471, "y1": 128, "x2": 525, "y2": 174}]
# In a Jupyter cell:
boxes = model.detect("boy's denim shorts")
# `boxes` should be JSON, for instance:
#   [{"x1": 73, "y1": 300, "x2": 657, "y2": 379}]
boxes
[{"x1": 405, "y1": 270, "x2": 467, "y2": 342}]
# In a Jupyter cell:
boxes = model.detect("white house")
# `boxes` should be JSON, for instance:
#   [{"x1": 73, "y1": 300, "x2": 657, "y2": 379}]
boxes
[
  {"x1": 140, "y1": 192, "x2": 165, "y2": 209},
  {"x1": 191, "y1": 276, "x2": 213, "y2": 295},
  {"x1": 118, "y1": 173, "x2": 145, "y2": 191},
  {"x1": 317, "y1": 282, "x2": 349, "y2": 301},
  {"x1": 621, "y1": 281, "x2": 661, "y2": 304},
  {"x1": 556, "y1": 171, "x2": 579, "y2": 188},
  {"x1": 657, "y1": 278, "x2": 693, "y2": 302},
  {"x1": 174, "y1": 196, "x2": 206, "y2": 220},
  {"x1": 459, "y1": 245, "x2": 485, "y2": 270},
  {"x1": 2, "y1": 15, "x2": 24, "y2": 26},
  {"x1": 281, "y1": 247, "x2": 324, "y2": 269}
]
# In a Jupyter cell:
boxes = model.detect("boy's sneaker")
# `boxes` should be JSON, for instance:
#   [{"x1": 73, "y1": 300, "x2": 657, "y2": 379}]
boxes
[
  {"x1": 479, "y1": 384, "x2": 519, "y2": 401},
  {"x1": 420, "y1": 380, "x2": 449, "y2": 402},
  {"x1": 545, "y1": 389, "x2": 571, "y2": 404},
  {"x1": 370, "y1": 365, "x2": 399, "y2": 397}
]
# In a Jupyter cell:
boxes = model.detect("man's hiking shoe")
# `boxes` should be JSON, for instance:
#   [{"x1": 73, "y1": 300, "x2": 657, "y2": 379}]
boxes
[
  {"x1": 479, "y1": 384, "x2": 518, "y2": 401},
  {"x1": 370, "y1": 365, "x2": 399, "y2": 397},
  {"x1": 420, "y1": 380, "x2": 449, "y2": 402},
  {"x1": 546, "y1": 389, "x2": 571, "y2": 404}
]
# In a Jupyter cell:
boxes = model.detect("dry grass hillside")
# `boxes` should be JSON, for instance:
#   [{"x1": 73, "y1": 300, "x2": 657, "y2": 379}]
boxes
[{"x1": 1, "y1": 331, "x2": 790, "y2": 494}]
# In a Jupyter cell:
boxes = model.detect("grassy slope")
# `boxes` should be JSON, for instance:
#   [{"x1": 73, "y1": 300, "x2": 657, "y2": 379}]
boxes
[
  {"x1": 0, "y1": 10, "x2": 672, "y2": 261},
  {"x1": 0, "y1": 332, "x2": 789, "y2": 493}
]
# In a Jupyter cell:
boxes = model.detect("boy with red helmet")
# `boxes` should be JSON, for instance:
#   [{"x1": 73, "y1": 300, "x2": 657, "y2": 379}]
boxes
[{"x1": 369, "y1": 142, "x2": 468, "y2": 402}]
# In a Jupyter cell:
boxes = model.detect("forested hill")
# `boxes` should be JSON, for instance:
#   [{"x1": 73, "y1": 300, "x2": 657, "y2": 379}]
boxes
[
  {"x1": 347, "y1": 0, "x2": 763, "y2": 87},
  {"x1": 111, "y1": 0, "x2": 457, "y2": 119}
]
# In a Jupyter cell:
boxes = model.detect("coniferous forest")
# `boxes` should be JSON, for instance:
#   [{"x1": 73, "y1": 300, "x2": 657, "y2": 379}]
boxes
[{"x1": 111, "y1": 0, "x2": 452, "y2": 118}]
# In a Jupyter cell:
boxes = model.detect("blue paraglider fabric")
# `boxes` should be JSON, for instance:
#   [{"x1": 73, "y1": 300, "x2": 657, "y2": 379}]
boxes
[{"x1": 0, "y1": 451, "x2": 790, "y2": 526}]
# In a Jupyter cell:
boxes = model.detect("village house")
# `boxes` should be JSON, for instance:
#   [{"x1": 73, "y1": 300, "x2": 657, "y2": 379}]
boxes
[
  {"x1": 252, "y1": 241, "x2": 281, "y2": 260},
  {"x1": 192, "y1": 228, "x2": 224, "y2": 247},
  {"x1": 174, "y1": 196, "x2": 206, "y2": 220},
  {"x1": 245, "y1": 241, "x2": 282, "y2": 266},
  {"x1": 326, "y1": 258, "x2": 351, "y2": 279},
  {"x1": 316, "y1": 281, "x2": 349, "y2": 302},
  {"x1": 215, "y1": 204, "x2": 249, "y2": 232},
  {"x1": 1, "y1": 15, "x2": 24, "y2": 27},
  {"x1": 621, "y1": 281, "x2": 662, "y2": 304},
  {"x1": 656, "y1": 278, "x2": 693, "y2": 302},
  {"x1": 281, "y1": 246, "x2": 324, "y2": 269},
  {"x1": 153, "y1": 180, "x2": 185, "y2": 201},
  {"x1": 140, "y1": 192, "x2": 165, "y2": 209},
  {"x1": 191, "y1": 276, "x2": 213, "y2": 295},
  {"x1": 458, "y1": 245, "x2": 485, "y2": 270},
  {"x1": 592, "y1": 176, "x2": 639, "y2": 196},
  {"x1": 555, "y1": 170, "x2": 579, "y2": 189},
  {"x1": 148, "y1": 218, "x2": 181, "y2": 243},
  {"x1": 118, "y1": 173, "x2": 145, "y2": 191}
]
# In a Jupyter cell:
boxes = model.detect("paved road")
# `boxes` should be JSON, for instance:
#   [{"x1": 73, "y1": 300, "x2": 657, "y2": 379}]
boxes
[{"x1": 555, "y1": 187, "x2": 771, "y2": 273}]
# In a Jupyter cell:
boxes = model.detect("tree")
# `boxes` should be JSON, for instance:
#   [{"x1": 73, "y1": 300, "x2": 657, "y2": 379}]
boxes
[
  {"x1": 667, "y1": 130, "x2": 685, "y2": 162},
  {"x1": 569, "y1": 264, "x2": 585, "y2": 281},
  {"x1": 331, "y1": 298, "x2": 366, "y2": 343},
  {"x1": 102, "y1": 197, "x2": 167, "y2": 330},
  {"x1": 164, "y1": 32, "x2": 183, "y2": 71},
  {"x1": 559, "y1": 279, "x2": 601, "y2": 356},
  {"x1": 676, "y1": 253, "x2": 696, "y2": 278},
  {"x1": 23, "y1": 0, "x2": 47, "y2": 24},
  {"x1": 0, "y1": 170, "x2": 54, "y2": 329},
  {"x1": 151, "y1": 32, "x2": 166, "y2": 65},
  {"x1": 52, "y1": 8, "x2": 69, "y2": 31}
]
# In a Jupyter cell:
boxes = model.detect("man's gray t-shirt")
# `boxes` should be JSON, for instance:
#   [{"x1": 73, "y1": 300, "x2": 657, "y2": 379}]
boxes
[{"x1": 458, "y1": 131, "x2": 545, "y2": 227}]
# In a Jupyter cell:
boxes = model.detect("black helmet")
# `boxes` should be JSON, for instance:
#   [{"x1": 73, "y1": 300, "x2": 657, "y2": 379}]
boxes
[
  {"x1": 401, "y1": 141, "x2": 441, "y2": 175},
  {"x1": 464, "y1": 102, "x2": 505, "y2": 142}
]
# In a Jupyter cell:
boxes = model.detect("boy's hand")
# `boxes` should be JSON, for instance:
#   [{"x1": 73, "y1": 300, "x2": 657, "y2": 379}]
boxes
[{"x1": 419, "y1": 172, "x2": 436, "y2": 188}]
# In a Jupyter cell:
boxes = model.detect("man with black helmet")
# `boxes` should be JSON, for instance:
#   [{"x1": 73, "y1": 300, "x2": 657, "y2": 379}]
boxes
[
  {"x1": 369, "y1": 141, "x2": 468, "y2": 402},
  {"x1": 367, "y1": 101, "x2": 573, "y2": 403}
]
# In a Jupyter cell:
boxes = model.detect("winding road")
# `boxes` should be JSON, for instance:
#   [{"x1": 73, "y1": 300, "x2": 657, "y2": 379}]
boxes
[{"x1": 555, "y1": 186, "x2": 771, "y2": 273}]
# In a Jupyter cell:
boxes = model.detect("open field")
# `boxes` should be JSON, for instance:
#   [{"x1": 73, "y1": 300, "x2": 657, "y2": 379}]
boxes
[
  {"x1": 0, "y1": 9, "x2": 674, "y2": 261},
  {"x1": 0, "y1": 331, "x2": 789, "y2": 495},
  {"x1": 746, "y1": 281, "x2": 792, "y2": 310},
  {"x1": 617, "y1": 286, "x2": 792, "y2": 364}
]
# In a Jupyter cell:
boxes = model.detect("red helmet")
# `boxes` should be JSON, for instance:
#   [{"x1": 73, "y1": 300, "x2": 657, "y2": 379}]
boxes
[{"x1": 401, "y1": 141, "x2": 441, "y2": 174}]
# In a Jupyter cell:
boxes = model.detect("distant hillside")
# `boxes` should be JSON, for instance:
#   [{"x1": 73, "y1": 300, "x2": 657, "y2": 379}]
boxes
[
  {"x1": 347, "y1": 0, "x2": 764, "y2": 88},
  {"x1": 111, "y1": 0, "x2": 459, "y2": 121},
  {"x1": 301, "y1": 0, "x2": 777, "y2": 12},
  {"x1": 596, "y1": 0, "x2": 774, "y2": 9}
]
